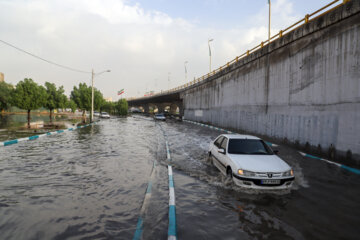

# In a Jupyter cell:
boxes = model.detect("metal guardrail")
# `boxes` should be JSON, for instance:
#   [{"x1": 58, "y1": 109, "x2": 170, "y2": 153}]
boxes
[{"x1": 128, "y1": 0, "x2": 350, "y2": 101}]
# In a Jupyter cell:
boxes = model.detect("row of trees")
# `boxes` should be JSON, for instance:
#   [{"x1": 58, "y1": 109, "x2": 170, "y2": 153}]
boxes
[{"x1": 0, "y1": 78, "x2": 128, "y2": 128}]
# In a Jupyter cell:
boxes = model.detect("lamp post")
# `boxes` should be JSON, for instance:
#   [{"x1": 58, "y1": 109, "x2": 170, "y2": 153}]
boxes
[
  {"x1": 184, "y1": 61, "x2": 188, "y2": 83},
  {"x1": 91, "y1": 69, "x2": 111, "y2": 123},
  {"x1": 268, "y1": 0, "x2": 271, "y2": 43},
  {"x1": 208, "y1": 38, "x2": 214, "y2": 73},
  {"x1": 168, "y1": 72, "x2": 171, "y2": 89}
]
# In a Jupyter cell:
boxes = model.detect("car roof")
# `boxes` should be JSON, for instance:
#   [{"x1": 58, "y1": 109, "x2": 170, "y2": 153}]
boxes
[{"x1": 220, "y1": 134, "x2": 261, "y2": 140}]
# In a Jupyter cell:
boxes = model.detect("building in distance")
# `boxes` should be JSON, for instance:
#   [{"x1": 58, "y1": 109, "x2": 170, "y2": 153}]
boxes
[{"x1": 104, "y1": 97, "x2": 113, "y2": 102}]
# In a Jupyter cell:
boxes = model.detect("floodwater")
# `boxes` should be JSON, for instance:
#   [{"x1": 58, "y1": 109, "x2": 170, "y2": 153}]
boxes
[
  {"x1": 0, "y1": 114, "x2": 75, "y2": 141},
  {"x1": 0, "y1": 116, "x2": 359, "y2": 239}
]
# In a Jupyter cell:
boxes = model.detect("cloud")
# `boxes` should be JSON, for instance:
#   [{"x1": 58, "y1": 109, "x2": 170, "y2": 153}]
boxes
[{"x1": 0, "y1": 0, "x2": 301, "y2": 99}]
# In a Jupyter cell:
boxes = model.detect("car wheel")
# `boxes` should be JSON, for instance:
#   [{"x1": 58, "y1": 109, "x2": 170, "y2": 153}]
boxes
[
  {"x1": 227, "y1": 167, "x2": 233, "y2": 180},
  {"x1": 208, "y1": 152, "x2": 213, "y2": 165}
]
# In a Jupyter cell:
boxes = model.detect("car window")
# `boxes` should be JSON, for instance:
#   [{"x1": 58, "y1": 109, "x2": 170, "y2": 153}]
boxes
[
  {"x1": 220, "y1": 137, "x2": 228, "y2": 150},
  {"x1": 214, "y1": 136, "x2": 224, "y2": 148},
  {"x1": 228, "y1": 139, "x2": 273, "y2": 155}
]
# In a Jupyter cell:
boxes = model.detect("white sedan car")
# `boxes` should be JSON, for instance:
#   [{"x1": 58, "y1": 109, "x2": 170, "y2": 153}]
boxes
[
  {"x1": 209, "y1": 134, "x2": 294, "y2": 189},
  {"x1": 100, "y1": 112, "x2": 111, "y2": 119},
  {"x1": 154, "y1": 113, "x2": 166, "y2": 121}
]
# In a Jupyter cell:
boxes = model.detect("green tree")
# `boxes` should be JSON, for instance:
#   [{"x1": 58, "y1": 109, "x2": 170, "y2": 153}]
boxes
[
  {"x1": 115, "y1": 99, "x2": 128, "y2": 116},
  {"x1": 101, "y1": 101, "x2": 115, "y2": 115},
  {"x1": 70, "y1": 83, "x2": 103, "y2": 122},
  {"x1": 0, "y1": 81, "x2": 14, "y2": 113},
  {"x1": 12, "y1": 78, "x2": 47, "y2": 128},
  {"x1": 67, "y1": 99, "x2": 77, "y2": 113},
  {"x1": 44, "y1": 82, "x2": 67, "y2": 122}
]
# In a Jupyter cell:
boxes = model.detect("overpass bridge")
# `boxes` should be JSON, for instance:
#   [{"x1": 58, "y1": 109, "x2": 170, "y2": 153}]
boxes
[
  {"x1": 128, "y1": 90, "x2": 183, "y2": 115},
  {"x1": 128, "y1": 0, "x2": 360, "y2": 163}
]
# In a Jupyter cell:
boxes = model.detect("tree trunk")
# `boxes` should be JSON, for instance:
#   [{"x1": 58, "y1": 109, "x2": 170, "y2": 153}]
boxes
[
  {"x1": 49, "y1": 109, "x2": 53, "y2": 123},
  {"x1": 27, "y1": 109, "x2": 31, "y2": 129},
  {"x1": 82, "y1": 110, "x2": 86, "y2": 123}
]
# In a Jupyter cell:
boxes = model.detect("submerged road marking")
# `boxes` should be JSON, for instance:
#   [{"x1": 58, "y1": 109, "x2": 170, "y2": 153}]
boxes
[
  {"x1": 133, "y1": 160, "x2": 157, "y2": 240},
  {"x1": 165, "y1": 138, "x2": 177, "y2": 239},
  {"x1": 158, "y1": 122, "x2": 177, "y2": 240},
  {"x1": 299, "y1": 152, "x2": 360, "y2": 175},
  {"x1": 167, "y1": 163, "x2": 177, "y2": 240},
  {"x1": 0, "y1": 122, "x2": 97, "y2": 147}
]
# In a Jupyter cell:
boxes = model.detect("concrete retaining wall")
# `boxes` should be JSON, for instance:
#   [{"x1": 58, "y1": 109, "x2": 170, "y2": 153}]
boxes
[{"x1": 182, "y1": 1, "x2": 360, "y2": 162}]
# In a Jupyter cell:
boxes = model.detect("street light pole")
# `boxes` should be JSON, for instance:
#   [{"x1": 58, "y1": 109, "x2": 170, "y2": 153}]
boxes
[
  {"x1": 91, "y1": 69, "x2": 110, "y2": 123},
  {"x1": 184, "y1": 61, "x2": 188, "y2": 83},
  {"x1": 208, "y1": 38, "x2": 213, "y2": 73},
  {"x1": 268, "y1": 0, "x2": 271, "y2": 43},
  {"x1": 91, "y1": 69, "x2": 94, "y2": 123},
  {"x1": 168, "y1": 72, "x2": 171, "y2": 89}
]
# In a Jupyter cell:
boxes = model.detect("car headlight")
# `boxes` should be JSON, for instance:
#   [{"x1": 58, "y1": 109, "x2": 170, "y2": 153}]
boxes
[
  {"x1": 238, "y1": 169, "x2": 255, "y2": 177},
  {"x1": 282, "y1": 169, "x2": 294, "y2": 177}
]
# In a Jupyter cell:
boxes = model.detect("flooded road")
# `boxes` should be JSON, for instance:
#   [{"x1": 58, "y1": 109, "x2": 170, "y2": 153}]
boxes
[{"x1": 0, "y1": 116, "x2": 359, "y2": 239}]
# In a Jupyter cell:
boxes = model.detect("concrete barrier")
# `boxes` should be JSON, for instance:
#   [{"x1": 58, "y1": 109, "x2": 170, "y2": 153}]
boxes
[{"x1": 182, "y1": 1, "x2": 360, "y2": 163}]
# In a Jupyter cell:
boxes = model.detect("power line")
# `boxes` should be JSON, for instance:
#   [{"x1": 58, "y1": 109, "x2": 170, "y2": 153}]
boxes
[{"x1": 0, "y1": 39, "x2": 91, "y2": 74}]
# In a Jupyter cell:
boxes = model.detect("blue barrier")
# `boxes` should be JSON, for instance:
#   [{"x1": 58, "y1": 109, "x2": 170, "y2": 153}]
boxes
[
  {"x1": 3, "y1": 139, "x2": 18, "y2": 146},
  {"x1": 133, "y1": 161, "x2": 157, "y2": 240},
  {"x1": 29, "y1": 135, "x2": 39, "y2": 140},
  {"x1": 0, "y1": 123, "x2": 95, "y2": 147},
  {"x1": 299, "y1": 152, "x2": 360, "y2": 176}
]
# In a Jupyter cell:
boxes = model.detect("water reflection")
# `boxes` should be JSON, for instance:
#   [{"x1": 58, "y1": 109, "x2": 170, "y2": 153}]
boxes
[
  {"x1": 0, "y1": 117, "x2": 359, "y2": 240},
  {"x1": 0, "y1": 114, "x2": 78, "y2": 141}
]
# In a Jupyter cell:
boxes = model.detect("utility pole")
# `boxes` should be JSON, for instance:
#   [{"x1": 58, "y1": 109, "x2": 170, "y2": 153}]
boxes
[
  {"x1": 184, "y1": 61, "x2": 188, "y2": 83},
  {"x1": 91, "y1": 69, "x2": 94, "y2": 123},
  {"x1": 268, "y1": 0, "x2": 271, "y2": 43},
  {"x1": 91, "y1": 69, "x2": 110, "y2": 123},
  {"x1": 168, "y1": 72, "x2": 171, "y2": 89},
  {"x1": 208, "y1": 38, "x2": 213, "y2": 73}
]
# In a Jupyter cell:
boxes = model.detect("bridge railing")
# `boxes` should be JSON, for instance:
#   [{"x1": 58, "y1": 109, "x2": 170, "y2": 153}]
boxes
[{"x1": 128, "y1": 0, "x2": 349, "y2": 101}]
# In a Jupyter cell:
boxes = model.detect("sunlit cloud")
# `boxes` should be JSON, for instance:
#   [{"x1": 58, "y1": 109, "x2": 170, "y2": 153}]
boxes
[{"x1": 0, "y1": 0, "x2": 302, "y2": 98}]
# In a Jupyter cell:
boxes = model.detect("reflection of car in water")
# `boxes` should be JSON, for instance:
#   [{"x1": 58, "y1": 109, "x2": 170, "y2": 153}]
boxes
[
  {"x1": 154, "y1": 113, "x2": 166, "y2": 121},
  {"x1": 209, "y1": 134, "x2": 294, "y2": 190},
  {"x1": 130, "y1": 108, "x2": 142, "y2": 113},
  {"x1": 100, "y1": 112, "x2": 110, "y2": 119}
]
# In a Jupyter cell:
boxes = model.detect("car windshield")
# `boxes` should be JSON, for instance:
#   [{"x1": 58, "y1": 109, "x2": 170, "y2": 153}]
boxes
[
  {"x1": 228, "y1": 139, "x2": 273, "y2": 155},
  {"x1": 156, "y1": 114, "x2": 164, "y2": 117}
]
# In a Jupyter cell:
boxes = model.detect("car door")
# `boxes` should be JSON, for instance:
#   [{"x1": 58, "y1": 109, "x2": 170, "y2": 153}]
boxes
[
  {"x1": 211, "y1": 136, "x2": 224, "y2": 168},
  {"x1": 218, "y1": 137, "x2": 228, "y2": 170}
]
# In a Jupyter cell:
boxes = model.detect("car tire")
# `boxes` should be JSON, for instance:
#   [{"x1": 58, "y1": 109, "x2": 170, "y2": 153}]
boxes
[
  {"x1": 208, "y1": 152, "x2": 213, "y2": 165},
  {"x1": 227, "y1": 167, "x2": 233, "y2": 180}
]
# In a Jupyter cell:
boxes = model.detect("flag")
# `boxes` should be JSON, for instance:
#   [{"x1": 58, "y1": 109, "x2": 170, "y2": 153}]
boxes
[{"x1": 118, "y1": 89, "x2": 124, "y2": 95}]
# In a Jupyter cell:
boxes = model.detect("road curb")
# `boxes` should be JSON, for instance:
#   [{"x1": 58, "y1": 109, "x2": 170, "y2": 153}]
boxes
[
  {"x1": 133, "y1": 160, "x2": 157, "y2": 240},
  {"x1": 299, "y1": 152, "x2": 360, "y2": 175},
  {"x1": 0, "y1": 122, "x2": 97, "y2": 147},
  {"x1": 183, "y1": 119, "x2": 279, "y2": 147}
]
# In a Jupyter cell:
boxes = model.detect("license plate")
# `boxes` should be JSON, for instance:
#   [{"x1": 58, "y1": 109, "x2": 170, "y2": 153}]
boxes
[{"x1": 261, "y1": 179, "x2": 280, "y2": 185}]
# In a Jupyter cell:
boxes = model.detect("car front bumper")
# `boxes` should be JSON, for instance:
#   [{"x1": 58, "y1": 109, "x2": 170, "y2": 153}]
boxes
[{"x1": 232, "y1": 175, "x2": 295, "y2": 190}]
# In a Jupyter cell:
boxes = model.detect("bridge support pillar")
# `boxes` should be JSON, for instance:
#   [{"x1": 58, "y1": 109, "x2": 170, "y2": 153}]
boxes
[
  {"x1": 170, "y1": 101, "x2": 183, "y2": 116},
  {"x1": 143, "y1": 104, "x2": 149, "y2": 114},
  {"x1": 157, "y1": 103, "x2": 166, "y2": 114}
]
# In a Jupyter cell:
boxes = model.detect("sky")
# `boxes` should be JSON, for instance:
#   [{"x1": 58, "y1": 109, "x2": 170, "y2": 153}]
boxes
[{"x1": 0, "y1": 0, "x2": 334, "y2": 100}]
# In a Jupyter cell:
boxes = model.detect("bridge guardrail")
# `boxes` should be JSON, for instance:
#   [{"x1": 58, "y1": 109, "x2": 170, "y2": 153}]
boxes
[{"x1": 128, "y1": 0, "x2": 350, "y2": 101}]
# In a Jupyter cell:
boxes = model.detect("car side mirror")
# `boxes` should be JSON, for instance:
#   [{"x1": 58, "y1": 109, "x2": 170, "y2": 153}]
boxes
[
  {"x1": 273, "y1": 150, "x2": 279, "y2": 155},
  {"x1": 218, "y1": 149, "x2": 225, "y2": 154}
]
